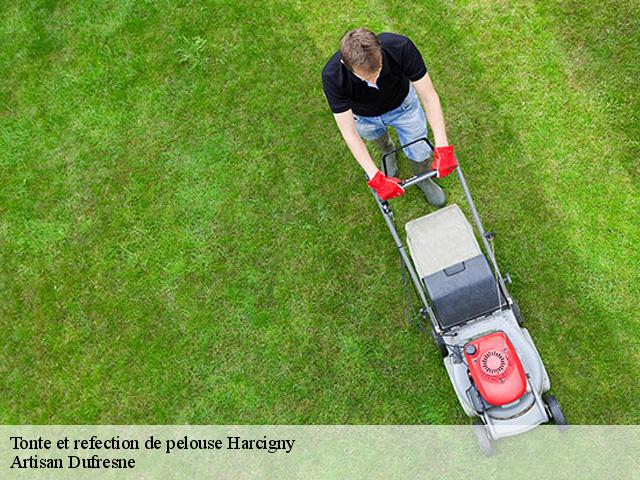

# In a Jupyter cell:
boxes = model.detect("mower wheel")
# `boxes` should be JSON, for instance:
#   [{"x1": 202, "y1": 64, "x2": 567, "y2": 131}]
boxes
[
  {"x1": 544, "y1": 394, "x2": 569, "y2": 432},
  {"x1": 511, "y1": 300, "x2": 525, "y2": 326},
  {"x1": 433, "y1": 334, "x2": 448, "y2": 357},
  {"x1": 472, "y1": 419, "x2": 494, "y2": 457}
]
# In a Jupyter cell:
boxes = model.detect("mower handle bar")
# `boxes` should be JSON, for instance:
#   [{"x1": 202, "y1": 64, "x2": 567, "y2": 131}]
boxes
[
  {"x1": 400, "y1": 169, "x2": 438, "y2": 189},
  {"x1": 381, "y1": 137, "x2": 439, "y2": 191}
]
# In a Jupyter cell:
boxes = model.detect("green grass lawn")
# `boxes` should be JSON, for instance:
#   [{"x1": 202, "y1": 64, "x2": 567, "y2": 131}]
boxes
[{"x1": 1, "y1": 0, "x2": 638, "y2": 424}]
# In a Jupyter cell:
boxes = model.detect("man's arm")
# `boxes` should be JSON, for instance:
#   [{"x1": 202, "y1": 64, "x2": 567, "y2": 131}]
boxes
[
  {"x1": 333, "y1": 110, "x2": 379, "y2": 179},
  {"x1": 412, "y1": 73, "x2": 448, "y2": 147}
]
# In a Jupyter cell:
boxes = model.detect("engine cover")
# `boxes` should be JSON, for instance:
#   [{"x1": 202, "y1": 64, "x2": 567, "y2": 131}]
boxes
[{"x1": 464, "y1": 331, "x2": 527, "y2": 406}]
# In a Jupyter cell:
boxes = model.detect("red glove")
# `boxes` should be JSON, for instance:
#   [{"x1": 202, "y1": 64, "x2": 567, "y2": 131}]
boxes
[
  {"x1": 431, "y1": 145, "x2": 458, "y2": 178},
  {"x1": 367, "y1": 171, "x2": 405, "y2": 201}
]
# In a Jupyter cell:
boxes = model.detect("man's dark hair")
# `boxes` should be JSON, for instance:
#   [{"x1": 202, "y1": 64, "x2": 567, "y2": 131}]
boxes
[{"x1": 340, "y1": 28, "x2": 382, "y2": 73}]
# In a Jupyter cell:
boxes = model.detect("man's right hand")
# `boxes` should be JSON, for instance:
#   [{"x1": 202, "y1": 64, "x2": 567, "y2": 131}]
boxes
[{"x1": 367, "y1": 171, "x2": 405, "y2": 200}]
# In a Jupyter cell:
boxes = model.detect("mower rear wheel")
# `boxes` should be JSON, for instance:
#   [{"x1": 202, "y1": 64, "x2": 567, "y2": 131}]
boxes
[
  {"x1": 433, "y1": 334, "x2": 448, "y2": 357},
  {"x1": 544, "y1": 394, "x2": 569, "y2": 432},
  {"x1": 511, "y1": 300, "x2": 525, "y2": 326},
  {"x1": 472, "y1": 419, "x2": 494, "y2": 457}
]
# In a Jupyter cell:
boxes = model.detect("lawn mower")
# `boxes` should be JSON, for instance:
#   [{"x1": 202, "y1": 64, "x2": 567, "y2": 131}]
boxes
[{"x1": 372, "y1": 138, "x2": 567, "y2": 455}]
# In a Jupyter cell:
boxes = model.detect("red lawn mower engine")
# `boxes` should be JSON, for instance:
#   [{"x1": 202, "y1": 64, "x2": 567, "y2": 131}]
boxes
[{"x1": 464, "y1": 331, "x2": 527, "y2": 406}]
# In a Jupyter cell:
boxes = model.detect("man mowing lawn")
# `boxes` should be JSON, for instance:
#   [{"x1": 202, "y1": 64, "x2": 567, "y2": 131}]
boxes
[{"x1": 322, "y1": 28, "x2": 457, "y2": 205}]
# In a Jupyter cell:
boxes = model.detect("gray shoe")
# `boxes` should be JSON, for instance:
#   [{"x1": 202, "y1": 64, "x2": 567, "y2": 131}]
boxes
[
  {"x1": 410, "y1": 159, "x2": 447, "y2": 208},
  {"x1": 372, "y1": 131, "x2": 397, "y2": 177}
]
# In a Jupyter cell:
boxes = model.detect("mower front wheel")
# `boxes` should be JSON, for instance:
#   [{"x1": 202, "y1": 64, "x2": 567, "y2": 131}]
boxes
[
  {"x1": 544, "y1": 394, "x2": 569, "y2": 432},
  {"x1": 472, "y1": 418, "x2": 494, "y2": 457}
]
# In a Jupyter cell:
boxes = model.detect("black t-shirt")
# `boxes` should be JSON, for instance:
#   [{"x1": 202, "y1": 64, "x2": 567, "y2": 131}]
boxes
[{"x1": 321, "y1": 32, "x2": 427, "y2": 116}]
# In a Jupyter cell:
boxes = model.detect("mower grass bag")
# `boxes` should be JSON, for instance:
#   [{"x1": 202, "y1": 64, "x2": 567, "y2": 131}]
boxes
[{"x1": 406, "y1": 205, "x2": 502, "y2": 329}]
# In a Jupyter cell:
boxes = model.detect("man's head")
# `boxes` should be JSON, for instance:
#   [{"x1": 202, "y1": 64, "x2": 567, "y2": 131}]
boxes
[{"x1": 340, "y1": 28, "x2": 382, "y2": 84}]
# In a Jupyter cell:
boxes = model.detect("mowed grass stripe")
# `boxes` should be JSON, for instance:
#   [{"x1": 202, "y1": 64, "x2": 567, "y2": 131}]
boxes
[
  {"x1": 447, "y1": 0, "x2": 640, "y2": 423},
  {"x1": 381, "y1": 0, "x2": 640, "y2": 421}
]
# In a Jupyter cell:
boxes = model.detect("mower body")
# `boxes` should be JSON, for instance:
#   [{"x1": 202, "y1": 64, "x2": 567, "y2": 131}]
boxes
[{"x1": 406, "y1": 204, "x2": 551, "y2": 439}]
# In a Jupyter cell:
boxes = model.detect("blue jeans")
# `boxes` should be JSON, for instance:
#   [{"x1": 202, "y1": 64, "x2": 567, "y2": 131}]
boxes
[{"x1": 354, "y1": 86, "x2": 431, "y2": 162}]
